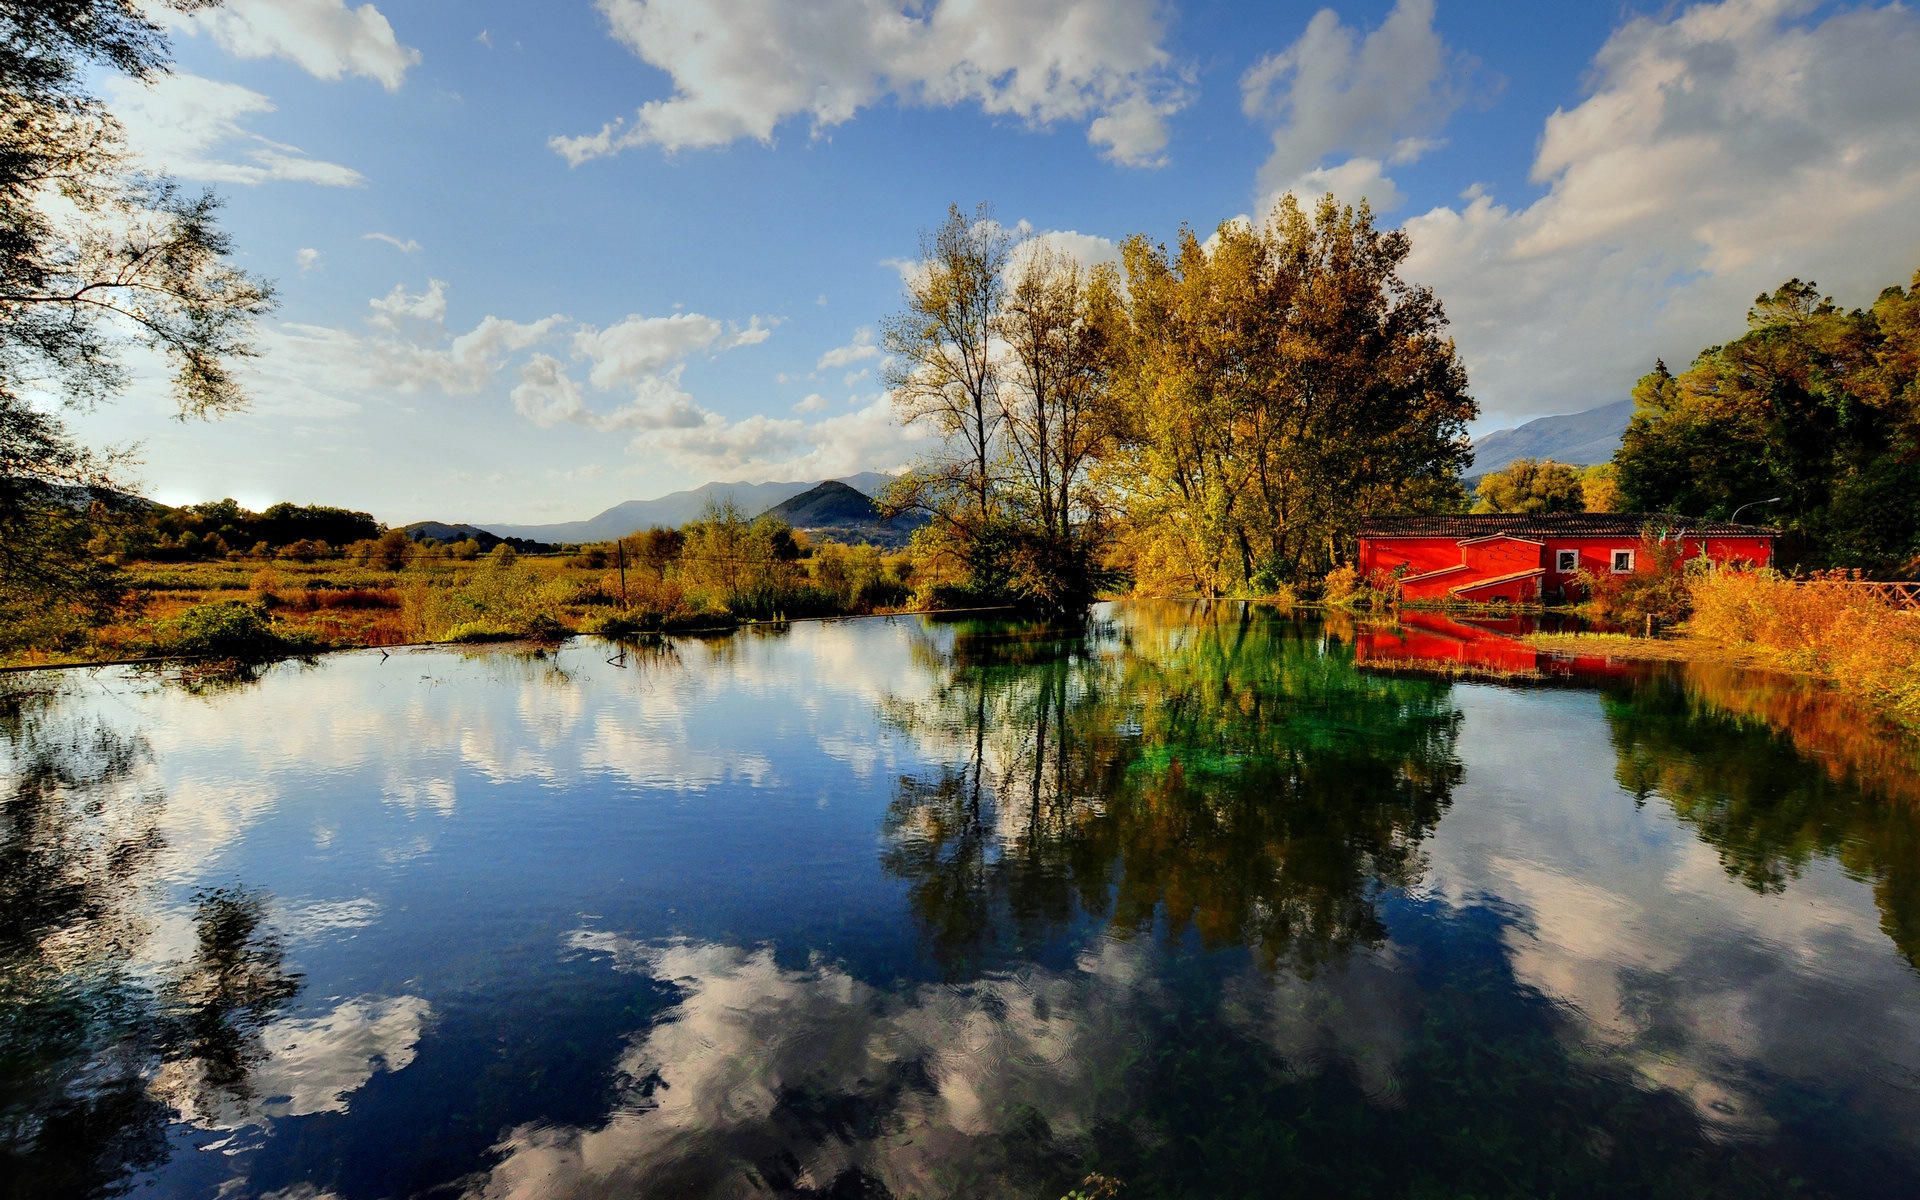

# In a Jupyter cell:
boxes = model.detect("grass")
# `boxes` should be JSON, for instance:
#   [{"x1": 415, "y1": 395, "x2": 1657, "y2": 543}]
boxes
[
  {"x1": 1686, "y1": 568, "x2": 1920, "y2": 731},
  {"x1": 1529, "y1": 571, "x2": 1920, "y2": 733},
  {"x1": 0, "y1": 548, "x2": 924, "y2": 669}
]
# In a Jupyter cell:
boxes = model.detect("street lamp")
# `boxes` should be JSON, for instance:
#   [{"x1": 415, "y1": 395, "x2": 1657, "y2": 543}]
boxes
[{"x1": 1729, "y1": 496, "x2": 1782, "y2": 524}]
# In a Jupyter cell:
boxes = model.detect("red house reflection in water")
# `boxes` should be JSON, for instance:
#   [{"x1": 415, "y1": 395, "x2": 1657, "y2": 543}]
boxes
[{"x1": 1355, "y1": 611, "x2": 1641, "y2": 680}]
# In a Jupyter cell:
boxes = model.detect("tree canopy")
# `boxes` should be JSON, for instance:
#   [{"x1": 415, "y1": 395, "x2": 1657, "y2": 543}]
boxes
[
  {"x1": 1108, "y1": 196, "x2": 1475, "y2": 595},
  {"x1": 1, "y1": 0, "x2": 272, "y2": 641},
  {"x1": 1473, "y1": 458, "x2": 1585, "y2": 514},
  {"x1": 1615, "y1": 273, "x2": 1920, "y2": 571}
]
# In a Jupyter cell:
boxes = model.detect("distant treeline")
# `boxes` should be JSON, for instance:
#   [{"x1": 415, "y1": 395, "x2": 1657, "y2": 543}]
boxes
[{"x1": 85, "y1": 498, "x2": 558, "y2": 564}]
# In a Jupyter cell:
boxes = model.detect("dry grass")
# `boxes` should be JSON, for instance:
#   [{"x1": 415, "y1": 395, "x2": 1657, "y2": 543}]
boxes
[
  {"x1": 1523, "y1": 631, "x2": 1780, "y2": 669},
  {"x1": 1685, "y1": 569, "x2": 1920, "y2": 731}
]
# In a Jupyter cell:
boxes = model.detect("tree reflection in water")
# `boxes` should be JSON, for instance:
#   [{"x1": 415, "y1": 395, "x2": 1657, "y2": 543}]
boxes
[
  {"x1": 0, "y1": 677, "x2": 299, "y2": 1197},
  {"x1": 880, "y1": 602, "x2": 1465, "y2": 974},
  {"x1": 1607, "y1": 671, "x2": 1920, "y2": 968}
]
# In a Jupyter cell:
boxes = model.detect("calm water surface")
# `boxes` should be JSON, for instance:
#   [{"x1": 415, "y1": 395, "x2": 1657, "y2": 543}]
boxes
[{"x1": 4, "y1": 603, "x2": 1920, "y2": 1198}]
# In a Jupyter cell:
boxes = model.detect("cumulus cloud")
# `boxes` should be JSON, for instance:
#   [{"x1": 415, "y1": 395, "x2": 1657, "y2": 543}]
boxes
[
  {"x1": 628, "y1": 394, "x2": 931, "y2": 481},
  {"x1": 296, "y1": 247, "x2": 323, "y2": 271},
  {"x1": 106, "y1": 72, "x2": 365, "y2": 186},
  {"x1": 573, "y1": 312, "x2": 767, "y2": 390},
  {"x1": 554, "y1": 0, "x2": 1189, "y2": 168},
  {"x1": 161, "y1": 0, "x2": 421, "y2": 90},
  {"x1": 511, "y1": 355, "x2": 709, "y2": 433},
  {"x1": 816, "y1": 326, "x2": 880, "y2": 370},
  {"x1": 1399, "y1": 0, "x2": 1920, "y2": 425},
  {"x1": 1242, "y1": 0, "x2": 1470, "y2": 213}
]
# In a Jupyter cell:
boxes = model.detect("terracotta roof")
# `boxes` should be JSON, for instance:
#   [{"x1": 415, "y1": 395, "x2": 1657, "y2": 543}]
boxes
[{"x1": 1356, "y1": 512, "x2": 1777, "y2": 539}]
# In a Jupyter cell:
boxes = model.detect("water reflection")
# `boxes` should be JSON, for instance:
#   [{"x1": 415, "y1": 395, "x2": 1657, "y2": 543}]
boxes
[
  {"x1": 0, "y1": 678, "x2": 423, "y2": 1197},
  {"x1": 881, "y1": 603, "x2": 1463, "y2": 972},
  {"x1": 4, "y1": 608, "x2": 1920, "y2": 1197},
  {"x1": 1607, "y1": 676, "x2": 1920, "y2": 968}
]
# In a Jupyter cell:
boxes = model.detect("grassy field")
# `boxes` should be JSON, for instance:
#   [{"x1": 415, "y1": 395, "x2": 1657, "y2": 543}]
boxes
[{"x1": 3, "y1": 545, "x2": 917, "y2": 669}]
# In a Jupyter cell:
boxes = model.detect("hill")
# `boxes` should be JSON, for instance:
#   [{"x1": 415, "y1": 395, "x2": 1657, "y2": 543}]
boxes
[
  {"x1": 759, "y1": 480, "x2": 926, "y2": 549},
  {"x1": 1470, "y1": 399, "x2": 1633, "y2": 477},
  {"x1": 477, "y1": 471, "x2": 894, "y2": 543}
]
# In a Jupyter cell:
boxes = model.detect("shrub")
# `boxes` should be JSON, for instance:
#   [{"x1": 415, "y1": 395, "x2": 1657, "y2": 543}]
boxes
[
  {"x1": 155, "y1": 601, "x2": 304, "y2": 659},
  {"x1": 1686, "y1": 567, "x2": 1920, "y2": 730},
  {"x1": 1575, "y1": 531, "x2": 1694, "y2": 625},
  {"x1": 1322, "y1": 565, "x2": 1361, "y2": 604},
  {"x1": 372, "y1": 529, "x2": 412, "y2": 570}
]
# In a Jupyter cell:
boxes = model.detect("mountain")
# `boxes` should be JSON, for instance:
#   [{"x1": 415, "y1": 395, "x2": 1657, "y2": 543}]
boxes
[
  {"x1": 1469, "y1": 399, "x2": 1633, "y2": 478},
  {"x1": 760, "y1": 480, "x2": 927, "y2": 549},
  {"x1": 476, "y1": 471, "x2": 895, "y2": 544}
]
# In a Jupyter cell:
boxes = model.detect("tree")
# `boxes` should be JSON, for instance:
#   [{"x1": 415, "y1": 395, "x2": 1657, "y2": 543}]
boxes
[
  {"x1": 1109, "y1": 196, "x2": 1474, "y2": 595},
  {"x1": 1615, "y1": 272, "x2": 1920, "y2": 570},
  {"x1": 995, "y1": 243, "x2": 1123, "y2": 545},
  {"x1": 1472, "y1": 458, "x2": 1585, "y2": 514},
  {"x1": 882, "y1": 203, "x2": 1011, "y2": 532},
  {"x1": 2, "y1": 1, "x2": 274, "y2": 636},
  {"x1": 1577, "y1": 463, "x2": 1620, "y2": 513}
]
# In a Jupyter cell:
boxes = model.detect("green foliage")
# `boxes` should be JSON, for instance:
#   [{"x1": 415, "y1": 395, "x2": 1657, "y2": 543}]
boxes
[
  {"x1": 1472, "y1": 458, "x2": 1584, "y2": 514},
  {"x1": 1110, "y1": 195, "x2": 1475, "y2": 594},
  {"x1": 154, "y1": 600, "x2": 305, "y2": 659},
  {"x1": 1615, "y1": 272, "x2": 1920, "y2": 571},
  {"x1": 675, "y1": 498, "x2": 807, "y2": 618},
  {"x1": 440, "y1": 546, "x2": 573, "y2": 640},
  {"x1": 2, "y1": 1, "x2": 274, "y2": 420}
]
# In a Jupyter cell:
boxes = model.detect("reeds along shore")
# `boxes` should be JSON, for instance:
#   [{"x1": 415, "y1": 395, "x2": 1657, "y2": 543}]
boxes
[{"x1": 1683, "y1": 569, "x2": 1920, "y2": 732}]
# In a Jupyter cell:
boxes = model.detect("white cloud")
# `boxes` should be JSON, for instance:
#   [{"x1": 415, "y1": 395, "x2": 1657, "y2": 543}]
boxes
[
  {"x1": 107, "y1": 72, "x2": 365, "y2": 187},
  {"x1": 1242, "y1": 0, "x2": 1469, "y2": 213},
  {"x1": 364, "y1": 232, "x2": 422, "y2": 253},
  {"x1": 569, "y1": 312, "x2": 770, "y2": 392},
  {"x1": 794, "y1": 393, "x2": 831, "y2": 414},
  {"x1": 511, "y1": 355, "x2": 710, "y2": 433},
  {"x1": 1399, "y1": 0, "x2": 1920, "y2": 426},
  {"x1": 296, "y1": 247, "x2": 323, "y2": 271},
  {"x1": 554, "y1": 0, "x2": 1189, "y2": 168},
  {"x1": 1275, "y1": 156, "x2": 1404, "y2": 213},
  {"x1": 162, "y1": 0, "x2": 421, "y2": 90},
  {"x1": 816, "y1": 326, "x2": 880, "y2": 370},
  {"x1": 629, "y1": 394, "x2": 931, "y2": 481},
  {"x1": 368, "y1": 279, "x2": 448, "y2": 326}
]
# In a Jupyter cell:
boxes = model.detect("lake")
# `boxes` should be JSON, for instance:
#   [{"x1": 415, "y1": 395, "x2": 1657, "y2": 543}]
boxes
[{"x1": 4, "y1": 602, "x2": 1920, "y2": 1198}]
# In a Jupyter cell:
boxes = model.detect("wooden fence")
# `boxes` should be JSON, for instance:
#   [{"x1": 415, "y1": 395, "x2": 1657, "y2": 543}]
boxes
[{"x1": 1803, "y1": 580, "x2": 1920, "y2": 611}]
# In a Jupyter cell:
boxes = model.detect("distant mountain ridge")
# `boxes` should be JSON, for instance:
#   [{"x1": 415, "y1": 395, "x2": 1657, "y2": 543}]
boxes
[
  {"x1": 1469, "y1": 400, "x2": 1633, "y2": 478},
  {"x1": 472, "y1": 471, "x2": 896, "y2": 544}
]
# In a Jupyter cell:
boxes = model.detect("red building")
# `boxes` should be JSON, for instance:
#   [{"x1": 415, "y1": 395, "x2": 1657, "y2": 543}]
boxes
[{"x1": 1356, "y1": 513, "x2": 1776, "y2": 604}]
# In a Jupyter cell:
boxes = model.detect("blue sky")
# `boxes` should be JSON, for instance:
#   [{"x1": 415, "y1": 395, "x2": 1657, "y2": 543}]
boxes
[{"x1": 72, "y1": 0, "x2": 1920, "y2": 525}]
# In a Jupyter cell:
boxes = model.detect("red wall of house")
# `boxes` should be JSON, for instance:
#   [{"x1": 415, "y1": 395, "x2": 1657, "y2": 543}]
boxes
[
  {"x1": 1359, "y1": 536, "x2": 1460, "y2": 579},
  {"x1": 1460, "y1": 536, "x2": 1544, "y2": 578},
  {"x1": 1359, "y1": 531, "x2": 1776, "y2": 602}
]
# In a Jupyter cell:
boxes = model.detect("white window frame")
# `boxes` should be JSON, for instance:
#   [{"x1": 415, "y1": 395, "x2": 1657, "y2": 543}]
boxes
[
  {"x1": 1611, "y1": 548, "x2": 1635, "y2": 574},
  {"x1": 1555, "y1": 549, "x2": 1578, "y2": 574}
]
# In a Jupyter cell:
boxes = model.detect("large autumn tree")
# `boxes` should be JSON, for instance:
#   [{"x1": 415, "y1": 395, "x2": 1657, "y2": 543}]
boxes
[
  {"x1": 1615, "y1": 274, "x2": 1920, "y2": 571},
  {"x1": 1108, "y1": 196, "x2": 1474, "y2": 595},
  {"x1": 1, "y1": 0, "x2": 273, "y2": 645}
]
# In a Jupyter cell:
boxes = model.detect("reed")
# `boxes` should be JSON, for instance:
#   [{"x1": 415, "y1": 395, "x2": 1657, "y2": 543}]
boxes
[{"x1": 1686, "y1": 569, "x2": 1920, "y2": 731}]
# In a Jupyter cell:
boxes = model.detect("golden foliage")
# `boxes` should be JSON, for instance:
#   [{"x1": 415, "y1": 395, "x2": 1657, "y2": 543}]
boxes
[{"x1": 1686, "y1": 568, "x2": 1920, "y2": 731}]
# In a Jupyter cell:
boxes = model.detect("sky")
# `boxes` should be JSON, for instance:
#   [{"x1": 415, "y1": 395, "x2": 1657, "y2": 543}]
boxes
[{"x1": 67, "y1": 0, "x2": 1920, "y2": 526}]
